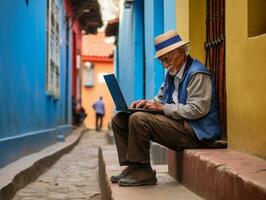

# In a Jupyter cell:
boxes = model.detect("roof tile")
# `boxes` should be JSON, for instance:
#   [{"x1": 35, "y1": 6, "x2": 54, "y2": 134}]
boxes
[{"x1": 82, "y1": 32, "x2": 114, "y2": 57}]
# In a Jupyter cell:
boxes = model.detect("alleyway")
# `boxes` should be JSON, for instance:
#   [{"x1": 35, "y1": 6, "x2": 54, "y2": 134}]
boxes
[{"x1": 12, "y1": 131, "x2": 107, "y2": 200}]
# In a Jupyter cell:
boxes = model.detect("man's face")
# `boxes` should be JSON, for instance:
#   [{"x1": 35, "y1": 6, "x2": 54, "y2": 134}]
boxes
[{"x1": 158, "y1": 48, "x2": 186, "y2": 76}]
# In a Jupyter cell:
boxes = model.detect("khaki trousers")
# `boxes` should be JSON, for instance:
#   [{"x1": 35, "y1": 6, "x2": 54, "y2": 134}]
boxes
[{"x1": 111, "y1": 112, "x2": 200, "y2": 166}]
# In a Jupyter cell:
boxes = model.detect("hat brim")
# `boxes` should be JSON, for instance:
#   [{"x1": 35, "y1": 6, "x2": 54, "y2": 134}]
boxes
[{"x1": 153, "y1": 41, "x2": 190, "y2": 59}]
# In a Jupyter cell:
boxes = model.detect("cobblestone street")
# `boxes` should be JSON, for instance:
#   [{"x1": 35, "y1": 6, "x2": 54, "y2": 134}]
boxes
[{"x1": 12, "y1": 130, "x2": 107, "y2": 200}]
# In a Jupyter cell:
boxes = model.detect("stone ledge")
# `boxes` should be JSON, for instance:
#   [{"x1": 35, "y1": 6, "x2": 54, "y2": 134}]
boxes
[
  {"x1": 168, "y1": 149, "x2": 266, "y2": 200},
  {"x1": 106, "y1": 129, "x2": 115, "y2": 145},
  {"x1": 99, "y1": 145, "x2": 202, "y2": 200},
  {"x1": 151, "y1": 142, "x2": 168, "y2": 165},
  {"x1": 0, "y1": 127, "x2": 87, "y2": 200}
]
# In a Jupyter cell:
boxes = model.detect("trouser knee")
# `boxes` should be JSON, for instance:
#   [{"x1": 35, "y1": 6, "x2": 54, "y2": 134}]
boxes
[
  {"x1": 129, "y1": 112, "x2": 150, "y2": 131},
  {"x1": 111, "y1": 113, "x2": 120, "y2": 129}
]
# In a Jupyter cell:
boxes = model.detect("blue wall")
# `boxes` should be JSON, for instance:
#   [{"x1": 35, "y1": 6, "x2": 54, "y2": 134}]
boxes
[
  {"x1": 117, "y1": 0, "x2": 144, "y2": 104},
  {"x1": 117, "y1": 0, "x2": 176, "y2": 101},
  {"x1": 0, "y1": 0, "x2": 72, "y2": 168},
  {"x1": 117, "y1": 6, "x2": 135, "y2": 103},
  {"x1": 144, "y1": 0, "x2": 165, "y2": 99},
  {"x1": 163, "y1": 0, "x2": 176, "y2": 31}
]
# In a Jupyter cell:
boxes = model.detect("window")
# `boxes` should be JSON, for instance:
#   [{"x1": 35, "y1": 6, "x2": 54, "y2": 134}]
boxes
[
  {"x1": 46, "y1": 0, "x2": 61, "y2": 98},
  {"x1": 83, "y1": 62, "x2": 95, "y2": 87},
  {"x1": 248, "y1": 0, "x2": 266, "y2": 37}
]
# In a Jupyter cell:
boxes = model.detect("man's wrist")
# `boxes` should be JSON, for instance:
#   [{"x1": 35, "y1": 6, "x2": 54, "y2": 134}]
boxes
[{"x1": 163, "y1": 104, "x2": 174, "y2": 117}]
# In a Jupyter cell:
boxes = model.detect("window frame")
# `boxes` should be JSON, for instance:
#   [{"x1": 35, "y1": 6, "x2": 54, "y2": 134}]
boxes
[{"x1": 46, "y1": 0, "x2": 61, "y2": 99}]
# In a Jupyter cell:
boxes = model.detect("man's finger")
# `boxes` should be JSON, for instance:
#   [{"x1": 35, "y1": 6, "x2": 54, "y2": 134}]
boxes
[
  {"x1": 136, "y1": 100, "x2": 146, "y2": 108},
  {"x1": 130, "y1": 99, "x2": 142, "y2": 108},
  {"x1": 143, "y1": 102, "x2": 152, "y2": 109}
]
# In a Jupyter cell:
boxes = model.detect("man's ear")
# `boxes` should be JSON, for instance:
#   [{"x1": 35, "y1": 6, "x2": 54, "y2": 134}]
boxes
[{"x1": 177, "y1": 47, "x2": 185, "y2": 54}]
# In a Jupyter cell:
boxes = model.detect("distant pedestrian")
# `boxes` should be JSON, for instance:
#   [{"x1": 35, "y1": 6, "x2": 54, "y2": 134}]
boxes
[
  {"x1": 72, "y1": 97, "x2": 87, "y2": 126},
  {"x1": 92, "y1": 96, "x2": 105, "y2": 131},
  {"x1": 76, "y1": 106, "x2": 87, "y2": 126}
]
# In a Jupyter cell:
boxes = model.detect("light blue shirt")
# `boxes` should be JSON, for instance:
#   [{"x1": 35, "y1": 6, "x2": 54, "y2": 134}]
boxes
[{"x1": 93, "y1": 99, "x2": 105, "y2": 115}]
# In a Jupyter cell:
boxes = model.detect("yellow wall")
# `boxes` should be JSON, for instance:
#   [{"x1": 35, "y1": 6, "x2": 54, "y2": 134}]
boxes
[
  {"x1": 248, "y1": 0, "x2": 266, "y2": 37},
  {"x1": 176, "y1": 0, "x2": 266, "y2": 158},
  {"x1": 82, "y1": 62, "x2": 114, "y2": 130},
  {"x1": 176, "y1": 0, "x2": 206, "y2": 63},
  {"x1": 189, "y1": 0, "x2": 206, "y2": 63},
  {"x1": 176, "y1": 0, "x2": 189, "y2": 41},
  {"x1": 226, "y1": 0, "x2": 266, "y2": 158}
]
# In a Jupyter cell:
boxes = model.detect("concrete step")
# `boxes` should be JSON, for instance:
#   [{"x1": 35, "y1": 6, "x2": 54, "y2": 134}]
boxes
[
  {"x1": 99, "y1": 145, "x2": 203, "y2": 200},
  {"x1": 168, "y1": 149, "x2": 266, "y2": 200}
]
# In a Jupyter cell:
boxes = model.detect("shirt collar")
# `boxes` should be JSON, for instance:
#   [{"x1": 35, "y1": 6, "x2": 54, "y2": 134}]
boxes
[{"x1": 176, "y1": 61, "x2": 187, "y2": 80}]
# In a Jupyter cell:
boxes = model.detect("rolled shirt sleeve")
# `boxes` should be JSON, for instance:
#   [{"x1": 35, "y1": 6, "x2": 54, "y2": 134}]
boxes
[
  {"x1": 153, "y1": 83, "x2": 165, "y2": 104},
  {"x1": 163, "y1": 73, "x2": 212, "y2": 120}
]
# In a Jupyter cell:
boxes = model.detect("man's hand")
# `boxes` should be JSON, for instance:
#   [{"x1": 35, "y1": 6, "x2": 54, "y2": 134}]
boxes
[
  {"x1": 130, "y1": 99, "x2": 146, "y2": 108},
  {"x1": 130, "y1": 100, "x2": 164, "y2": 113},
  {"x1": 142, "y1": 101, "x2": 164, "y2": 113}
]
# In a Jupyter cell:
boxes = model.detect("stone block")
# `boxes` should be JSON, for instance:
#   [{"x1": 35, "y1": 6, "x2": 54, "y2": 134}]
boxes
[
  {"x1": 151, "y1": 142, "x2": 168, "y2": 165},
  {"x1": 168, "y1": 149, "x2": 266, "y2": 200}
]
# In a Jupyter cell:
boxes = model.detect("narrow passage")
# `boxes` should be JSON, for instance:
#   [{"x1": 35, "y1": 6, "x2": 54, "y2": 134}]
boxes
[{"x1": 13, "y1": 131, "x2": 107, "y2": 200}]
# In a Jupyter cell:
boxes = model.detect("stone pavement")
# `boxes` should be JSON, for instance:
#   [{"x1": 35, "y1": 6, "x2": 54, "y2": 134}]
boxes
[{"x1": 12, "y1": 130, "x2": 107, "y2": 200}]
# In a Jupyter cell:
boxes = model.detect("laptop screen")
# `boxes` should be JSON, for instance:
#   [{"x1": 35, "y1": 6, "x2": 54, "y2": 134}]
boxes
[{"x1": 103, "y1": 74, "x2": 128, "y2": 111}]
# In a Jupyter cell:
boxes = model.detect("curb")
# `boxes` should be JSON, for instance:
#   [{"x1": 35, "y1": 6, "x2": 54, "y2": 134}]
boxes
[
  {"x1": 0, "y1": 127, "x2": 87, "y2": 200},
  {"x1": 98, "y1": 147, "x2": 112, "y2": 200}
]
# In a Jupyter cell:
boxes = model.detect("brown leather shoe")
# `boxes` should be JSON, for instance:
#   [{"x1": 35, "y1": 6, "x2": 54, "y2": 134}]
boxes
[
  {"x1": 110, "y1": 165, "x2": 138, "y2": 183},
  {"x1": 118, "y1": 165, "x2": 157, "y2": 187}
]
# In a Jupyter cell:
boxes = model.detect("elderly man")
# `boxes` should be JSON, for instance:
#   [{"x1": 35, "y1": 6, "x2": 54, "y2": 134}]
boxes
[{"x1": 111, "y1": 30, "x2": 221, "y2": 186}]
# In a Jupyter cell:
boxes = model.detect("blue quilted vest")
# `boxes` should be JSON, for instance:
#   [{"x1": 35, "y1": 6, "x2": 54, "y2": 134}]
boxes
[{"x1": 163, "y1": 56, "x2": 221, "y2": 141}]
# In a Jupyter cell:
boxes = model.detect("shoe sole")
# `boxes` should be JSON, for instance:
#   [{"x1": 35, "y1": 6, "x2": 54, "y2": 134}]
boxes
[
  {"x1": 110, "y1": 166, "x2": 139, "y2": 184},
  {"x1": 118, "y1": 180, "x2": 157, "y2": 187},
  {"x1": 110, "y1": 180, "x2": 118, "y2": 183}
]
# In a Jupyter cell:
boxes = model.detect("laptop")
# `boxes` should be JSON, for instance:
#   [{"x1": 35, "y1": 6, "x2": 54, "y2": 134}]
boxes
[{"x1": 103, "y1": 74, "x2": 160, "y2": 114}]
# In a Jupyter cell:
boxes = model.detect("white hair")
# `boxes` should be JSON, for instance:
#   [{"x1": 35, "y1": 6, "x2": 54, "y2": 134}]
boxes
[{"x1": 180, "y1": 44, "x2": 191, "y2": 55}]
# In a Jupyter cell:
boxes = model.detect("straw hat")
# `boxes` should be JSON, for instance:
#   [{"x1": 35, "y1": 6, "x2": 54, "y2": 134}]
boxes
[{"x1": 154, "y1": 30, "x2": 189, "y2": 58}]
